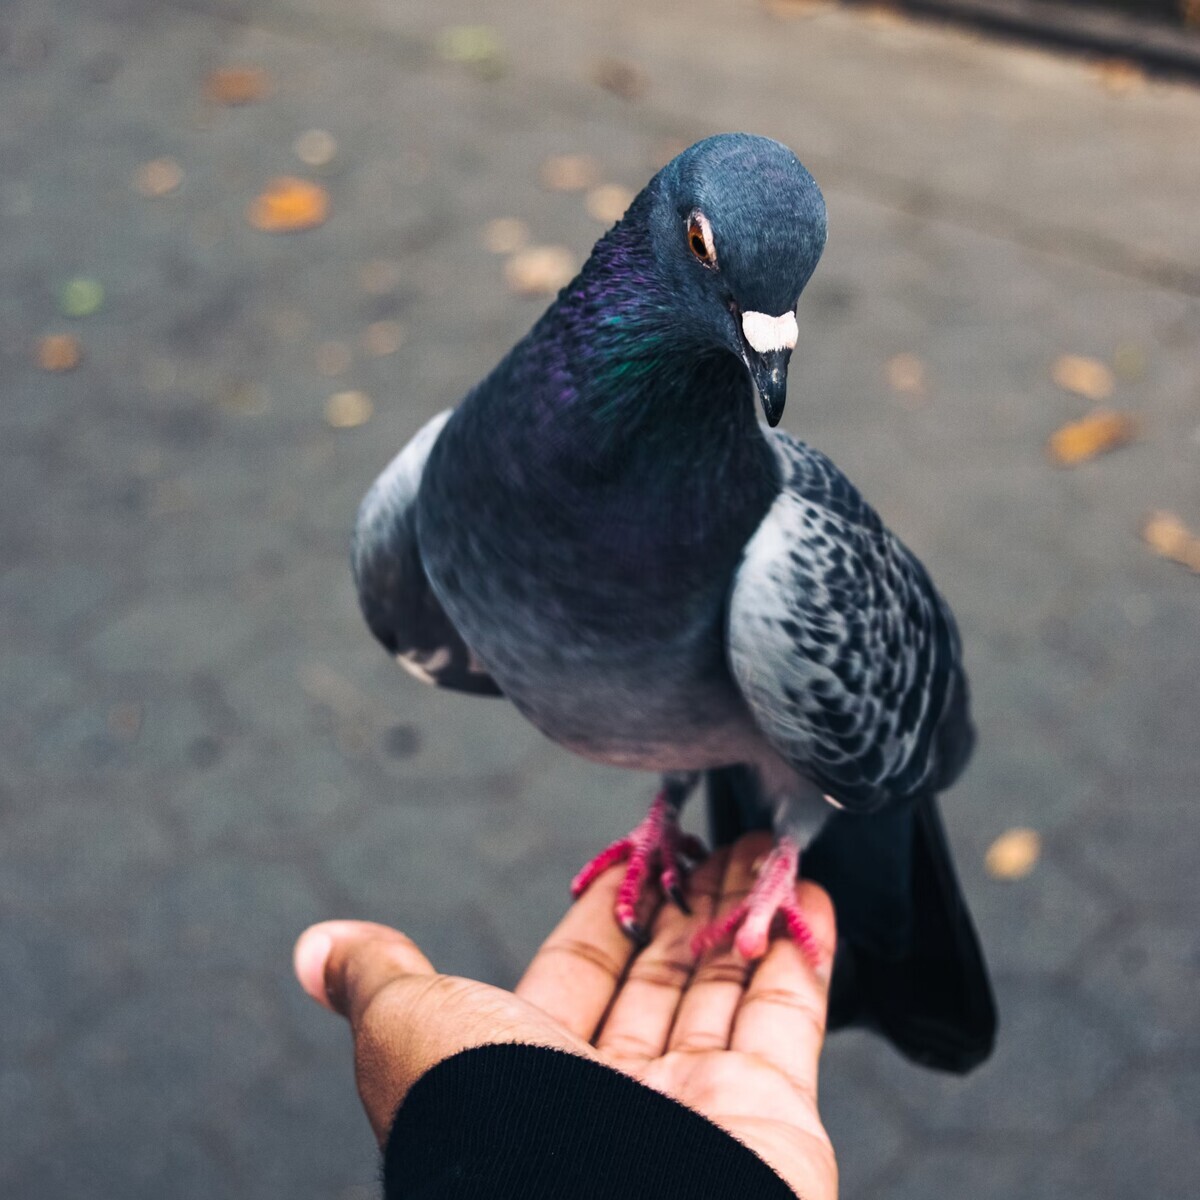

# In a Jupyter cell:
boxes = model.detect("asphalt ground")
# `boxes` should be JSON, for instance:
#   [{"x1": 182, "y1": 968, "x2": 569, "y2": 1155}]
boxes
[{"x1": 2, "y1": 0, "x2": 1198, "y2": 1196}]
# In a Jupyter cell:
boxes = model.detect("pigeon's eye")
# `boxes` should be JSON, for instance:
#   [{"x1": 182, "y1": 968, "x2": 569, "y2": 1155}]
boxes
[{"x1": 686, "y1": 212, "x2": 717, "y2": 268}]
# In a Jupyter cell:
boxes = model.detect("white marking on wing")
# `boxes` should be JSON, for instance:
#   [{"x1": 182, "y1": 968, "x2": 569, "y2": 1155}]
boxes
[
  {"x1": 397, "y1": 656, "x2": 436, "y2": 684},
  {"x1": 397, "y1": 645, "x2": 453, "y2": 684},
  {"x1": 419, "y1": 647, "x2": 452, "y2": 672}
]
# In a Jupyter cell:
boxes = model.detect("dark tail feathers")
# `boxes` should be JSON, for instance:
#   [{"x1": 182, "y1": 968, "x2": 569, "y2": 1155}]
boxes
[{"x1": 705, "y1": 767, "x2": 996, "y2": 1074}]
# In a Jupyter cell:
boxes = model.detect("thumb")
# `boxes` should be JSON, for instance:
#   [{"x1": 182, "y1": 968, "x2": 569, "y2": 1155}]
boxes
[
  {"x1": 293, "y1": 919, "x2": 597, "y2": 1144},
  {"x1": 293, "y1": 919, "x2": 436, "y2": 1021},
  {"x1": 294, "y1": 920, "x2": 448, "y2": 1142}
]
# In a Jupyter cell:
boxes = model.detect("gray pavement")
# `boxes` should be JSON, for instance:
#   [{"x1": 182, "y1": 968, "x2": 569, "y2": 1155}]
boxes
[{"x1": 2, "y1": 0, "x2": 1199, "y2": 1196}]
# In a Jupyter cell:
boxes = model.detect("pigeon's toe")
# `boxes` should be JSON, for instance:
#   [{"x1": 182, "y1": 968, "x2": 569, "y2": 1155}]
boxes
[
  {"x1": 571, "y1": 790, "x2": 706, "y2": 941},
  {"x1": 690, "y1": 837, "x2": 816, "y2": 964}
]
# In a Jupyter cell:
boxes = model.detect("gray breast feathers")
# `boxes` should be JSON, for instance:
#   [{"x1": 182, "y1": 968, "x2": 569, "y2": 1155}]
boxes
[
  {"x1": 352, "y1": 409, "x2": 502, "y2": 696},
  {"x1": 727, "y1": 432, "x2": 972, "y2": 810}
]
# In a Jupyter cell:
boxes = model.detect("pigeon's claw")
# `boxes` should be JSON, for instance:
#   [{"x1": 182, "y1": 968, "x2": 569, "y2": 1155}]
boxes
[
  {"x1": 690, "y1": 837, "x2": 818, "y2": 965},
  {"x1": 570, "y1": 790, "x2": 706, "y2": 943},
  {"x1": 569, "y1": 836, "x2": 634, "y2": 899}
]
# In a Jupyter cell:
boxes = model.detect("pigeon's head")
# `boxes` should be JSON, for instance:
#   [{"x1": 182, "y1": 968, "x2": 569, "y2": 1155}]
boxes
[{"x1": 646, "y1": 134, "x2": 827, "y2": 426}]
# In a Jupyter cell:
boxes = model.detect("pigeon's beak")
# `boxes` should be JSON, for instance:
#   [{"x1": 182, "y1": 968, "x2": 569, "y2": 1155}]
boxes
[
  {"x1": 738, "y1": 310, "x2": 797, "y2": 428},
  {"x1": 749, "y1": 349, "x2": 791, "y2": 428}
]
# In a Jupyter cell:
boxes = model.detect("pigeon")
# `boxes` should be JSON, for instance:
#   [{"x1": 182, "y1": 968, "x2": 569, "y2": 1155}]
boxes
[{"x1": 353, "y1": 133, "x2": 996, "y2": 1072}]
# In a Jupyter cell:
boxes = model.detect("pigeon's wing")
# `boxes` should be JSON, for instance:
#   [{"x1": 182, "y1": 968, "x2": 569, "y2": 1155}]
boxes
[
  {"x1": 727, "y1": 431, "x2": 972, "y2": 811},
  {"x1": 353, "y1": 410, "x2": 501, "y2": 696}
]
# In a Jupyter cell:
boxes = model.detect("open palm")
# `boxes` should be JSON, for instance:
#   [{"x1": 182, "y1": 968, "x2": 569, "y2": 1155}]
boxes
[{"x1": 296, "y1": 832, "x2": 838, "y2": 1200}]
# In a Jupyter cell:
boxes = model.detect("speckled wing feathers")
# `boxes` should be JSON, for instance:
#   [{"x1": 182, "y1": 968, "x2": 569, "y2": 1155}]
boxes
[{"x1": 728, "y1": 432, "x2": 973, "y2": 810}]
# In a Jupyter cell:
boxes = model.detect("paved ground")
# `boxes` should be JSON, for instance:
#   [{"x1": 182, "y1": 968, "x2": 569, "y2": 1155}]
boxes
[{"x1": 2, "y1": 0, "x2": 1198, "y2": 1196}]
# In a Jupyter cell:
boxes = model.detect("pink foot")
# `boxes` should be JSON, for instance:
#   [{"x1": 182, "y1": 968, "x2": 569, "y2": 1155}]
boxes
[
  {"x1": 690, "y1": 837, "x2": 818, "y2": 964},
  {"x1": 570, "y1": 791, "x2": 707, "y2": 943}
]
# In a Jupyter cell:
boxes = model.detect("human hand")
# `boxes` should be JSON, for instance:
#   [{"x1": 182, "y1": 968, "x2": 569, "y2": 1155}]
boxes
[{"x1": 293, "y1": 832, "x2": 837, "y2": 1200}]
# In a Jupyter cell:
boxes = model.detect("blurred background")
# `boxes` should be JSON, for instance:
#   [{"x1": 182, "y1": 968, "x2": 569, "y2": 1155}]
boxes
[{"x1": 2, "y1": 0, "x2": 1198, "y2": 1196}]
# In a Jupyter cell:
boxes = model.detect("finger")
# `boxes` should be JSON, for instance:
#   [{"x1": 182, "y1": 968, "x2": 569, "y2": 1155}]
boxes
[
  {"x1": 594, "y1": 847, "x2": 728, "y2": 1066},
  {"x1": 731, "y1": 880, "x2": 836, "y2": 1099},
  {"x1": 515, "y1": 858, "x2": 654, "y2": 1040},
  {"x1": 667, "y1": 833, "x2": 771, "y2": 1053},
  {"x1": 293, "y1": 920, "x2": 435, "y2": 1021}
]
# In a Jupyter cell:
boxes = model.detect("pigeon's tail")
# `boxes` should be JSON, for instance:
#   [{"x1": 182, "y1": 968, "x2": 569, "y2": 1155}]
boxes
[{"x1": 704, "y1": 768, "x2": 996, "y2": 1074}]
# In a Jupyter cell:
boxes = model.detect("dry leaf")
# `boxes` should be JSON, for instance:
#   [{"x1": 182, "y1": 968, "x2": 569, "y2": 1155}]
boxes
[
  {"x1": 362, "y1": 320, "x2": 406, "y2": 357},
  {"x1": 134, "y1": 157, "x2": 183, "y2": 197},
  {"x1": 482, "y1": 217, "x2": 529, "y2": 255},
  {"x1": 985, "y1": 828, "x2": 1041, "y2": 881},
  {"x1": 434, "y1": 26, "x2": 505, "y2": 77},
  {"x1": 1052, "y1": 354, "x2": 1114, "y2": 401},
  {"x1": 592, "y1": 58, "x2": 648, "y2": 100},
  {"x1": 762, "y1": 0, "x2": 835, "y2": 16},
  {"x1": 37, "y1": 334, "x2": 82, "y2": 372},
  {"x1": 862, "y1": 3, "x2": 906, "y2": 27},
  {"x1": 1094, "y1": 59, "x2": 1145, "y2": 94},
  {"x1": 886, "y1": 352, "x2": 926, "y2": 396},
  {"x1": 59, "y1": 278, "x2": 104, "y2": 318},
  {"x1": 1047, "y1": 409, "x2": 1136, "y2": 466},
  {"x1": 1186, "y1": 0, "x2": 1200, "y2": 27},
  {"x1": 1142, "y1": 510, "x2": 1200, "y2": 572},
  {"x1": 204, "y1": 66, "x2": 270, "y2": 106},
  {"x1": 539, "y1": 154, "x2": 599, "y2": 193},
  {"x1": 325, "y1": 390, "x2": 373, "y2": 428},
  {"x1": 586, "y1": 184, "x2": 634, "y2": 225},
  {"x1": 504, "y1": 245, "x2": 575, "y2": 297},
  {"x1": 293, "y1": 129, "x2": 337, "y2": 167},
  {"x1": 247, "y1": 177, "x2": 330, "y2": 233}
]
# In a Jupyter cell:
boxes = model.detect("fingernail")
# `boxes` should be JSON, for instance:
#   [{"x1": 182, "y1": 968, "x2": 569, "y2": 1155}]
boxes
[{"x1": 293, "y1": 927, "x2": 335, "y2": 1008}]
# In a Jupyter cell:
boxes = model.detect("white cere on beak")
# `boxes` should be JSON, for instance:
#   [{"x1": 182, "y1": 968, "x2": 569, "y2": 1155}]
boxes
[{"x1": 741, "y1": 310, "x2": 798, "y2": 355}]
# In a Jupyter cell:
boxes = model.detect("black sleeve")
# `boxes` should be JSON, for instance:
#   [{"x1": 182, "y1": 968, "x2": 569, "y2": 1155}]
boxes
[{"x1": 382, "y1": 1043, "x2": 797, "y2": 1199}]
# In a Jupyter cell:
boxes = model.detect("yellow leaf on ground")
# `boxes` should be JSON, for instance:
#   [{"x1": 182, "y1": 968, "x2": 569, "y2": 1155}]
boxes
[
  {"x1": 985, "y1": 828, "x2": 1041, "y2": 881},
  {"x1": 1051, "y1": 354, "x2": 1114, "y2": 401},
  {"x1": 59, "y1": 278, "x2": 104, "y2": 317},
  {"x1": 504, "y1": 245, "x2": 575, "y2": 296},
  {"x1": 886, "y1": 352, "x2": 926, "y2": 396},
  {"x1": 325, "y1": 391, "x2": 373, "y2": 428},
  {"x1": 1094, "y1": 58, "x2": 1145, "y2": 94},
  {"x1": 586, "y1": 184, "x2": 634, "y2": 225},
  {"x1": 434, "y1": 26, "x2": 505, "y2": 77},
  {"x1": 362, "y1": 321, "x2": 406, "y2": 357},
  {"x1": 762, "y1": 0, "x2": 835, "y2": 16},
  {"x1": 1047, "y1": 409, "x2": 1136, "y2": 466},
  {"x1": 247, "y1": 177, "x2": 330, "y2": 233},
  {"x1": 1142, "y1": 511, "x2": 1200, "y2": 573},
  {"x1": 37, "y1": 334, "x2": 82, "y2": 372},
  {"x1": 204, "y1": 66, "x2": 270, "y2": 105}
]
